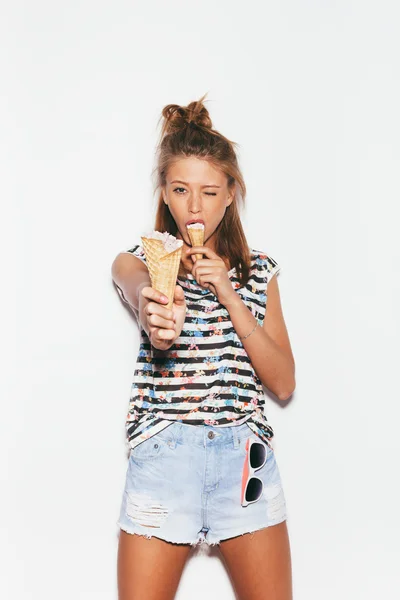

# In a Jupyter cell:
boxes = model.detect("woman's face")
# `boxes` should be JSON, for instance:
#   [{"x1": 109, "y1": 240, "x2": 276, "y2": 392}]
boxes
[{"x1": 162, "y1": 157, "x2": 235, "y2": 253}]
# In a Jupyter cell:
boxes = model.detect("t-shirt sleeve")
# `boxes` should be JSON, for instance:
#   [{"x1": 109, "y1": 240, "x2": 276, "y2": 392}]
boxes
[
  {"x1": 254, "y1": 250, "x2": 281, "y2": 288},
  {"x1": 114, "y1": 244, "x2": 147, "y2": 305},
  {"x1": 121, "y1": 244, "x2": 147, "y2": 265},
  {"x1": 264, "y1": 254, "x2": 281, "y2": 285}
]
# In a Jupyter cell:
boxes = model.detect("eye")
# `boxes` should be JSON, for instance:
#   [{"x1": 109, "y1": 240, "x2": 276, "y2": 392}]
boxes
[{"x1": 172, "y1": 187, "x2": 217, "y2": 197}]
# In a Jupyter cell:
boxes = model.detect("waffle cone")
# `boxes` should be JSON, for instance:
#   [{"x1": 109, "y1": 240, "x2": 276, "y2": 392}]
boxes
[
  {"x1": 141, "y1": 237, "x2": 182, "y2": 310},
  {"x1": 187, "y1": 226, "x2": 204, "y2": 260}
]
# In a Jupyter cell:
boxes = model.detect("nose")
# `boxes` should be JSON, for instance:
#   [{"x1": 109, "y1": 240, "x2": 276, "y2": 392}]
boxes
[{"x1": 188, "y1": 193, "x2": 202, "y2": 214}]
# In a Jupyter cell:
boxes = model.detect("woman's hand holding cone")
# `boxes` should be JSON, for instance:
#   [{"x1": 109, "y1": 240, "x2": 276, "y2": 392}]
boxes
[
  {"x1": 139, "y1": 284, "x2": 187, "y2": 351},
  {"x1": 186, "y1": 246, "x2": 238, "y2": 308},
  {"x1": 169, "y1": 284, "x2": 187, "y2": 342}
]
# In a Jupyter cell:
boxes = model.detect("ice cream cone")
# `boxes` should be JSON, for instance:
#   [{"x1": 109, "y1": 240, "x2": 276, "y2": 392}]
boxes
[
  {"x1": 186, "y1": 223, "x2": 205, "y2": 260},
  {"x1": 141, "y1": 235, "x2": 183, "y2": 310}
]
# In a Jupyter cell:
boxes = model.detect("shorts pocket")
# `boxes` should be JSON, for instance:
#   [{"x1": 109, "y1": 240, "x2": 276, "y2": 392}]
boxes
[{"x1": 129, "y1": 426, "x2": 174, "y2": 462}]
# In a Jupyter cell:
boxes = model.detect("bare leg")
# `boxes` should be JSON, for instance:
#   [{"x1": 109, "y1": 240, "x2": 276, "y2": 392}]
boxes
[
  {"x1": 117, "y1": 530, "x2": 192, "y2": 600},
  {"x1": 218, "y1": 521, "x2": 293, "y2": 600}
]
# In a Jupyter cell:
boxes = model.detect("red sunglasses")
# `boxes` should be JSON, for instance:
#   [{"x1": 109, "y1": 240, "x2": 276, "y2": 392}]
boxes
[{"x1": 241, "y1": 437, "x2": 268, "y2": 507}]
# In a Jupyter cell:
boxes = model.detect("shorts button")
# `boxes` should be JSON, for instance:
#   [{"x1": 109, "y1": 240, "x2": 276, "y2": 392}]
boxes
[{"x1": 208, "y1": 431, "x2": 215, "y2": 439}]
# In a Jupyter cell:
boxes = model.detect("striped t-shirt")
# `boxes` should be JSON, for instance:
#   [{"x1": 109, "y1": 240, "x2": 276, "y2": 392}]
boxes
[{"x1": 115, "y1": 244, "x2": 281, "y2": 450}]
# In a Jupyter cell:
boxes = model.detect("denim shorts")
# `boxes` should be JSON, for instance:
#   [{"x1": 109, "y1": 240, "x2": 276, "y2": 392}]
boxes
[{"x1": 116, "y1": 420, "x2": 288, "y2": 546}]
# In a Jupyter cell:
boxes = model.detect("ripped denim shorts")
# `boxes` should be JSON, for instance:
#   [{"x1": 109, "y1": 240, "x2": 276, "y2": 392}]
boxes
[{"x1": 116, "y1": 420, "x2": 288, "y2": 546}]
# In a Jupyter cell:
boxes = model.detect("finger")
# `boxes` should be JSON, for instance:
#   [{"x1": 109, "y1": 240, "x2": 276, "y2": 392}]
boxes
[
  {"x1": 192, "y1": 266, "x2": 213, "y2": 283},
  {"x1": 155, "y1": 327, "x2": 176, "y2": 341},
  {"x1": 146, "y1": 303, "x2": 175, "y2": 323},
  {"x1": 198, "y1": 277, "x2": 211, "y2": 289},
  {"x1": 196, "y1": 271, "x2": 216, "y2": 288},
  {"x1": 191, "y1": 259, "x2": 222, "y2": 271},
  {"x1": 193, "y1": 266, "x2": 214, "y2": 276},
  {"x1": 141, "y1": 286, "x2": 169, "y2": 304},
  {"x1": 187, "y1": 246, "x2": 218, "y2": 260},
  {"x1": 173, "y1": 284, "x2": 186, "y2": 307},
  {"x1": 173, "y1": 284, "x2": 184, "y2": 297},
  {"x1": 148, "y1": 312, "x2": 176, "y2": 330}
]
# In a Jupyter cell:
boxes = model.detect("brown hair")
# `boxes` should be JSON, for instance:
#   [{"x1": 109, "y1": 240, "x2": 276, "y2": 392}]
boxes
[{"x1": 151, "y1": 93, "x2": 251, "y2": 286}]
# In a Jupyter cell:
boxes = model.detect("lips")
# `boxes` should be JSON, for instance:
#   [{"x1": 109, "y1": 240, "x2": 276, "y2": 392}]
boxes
[{"x1": 186, "y1": 219, "x2": 205, "y2": 226}]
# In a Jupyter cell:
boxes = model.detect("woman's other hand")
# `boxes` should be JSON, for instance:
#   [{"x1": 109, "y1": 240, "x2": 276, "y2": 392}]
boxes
[
  {"x1": 139, "y1": 284, "x2": 187, "y2": 351},
  {"x1": 186, "y1": 246, "x2": 238, "y2": 308}
]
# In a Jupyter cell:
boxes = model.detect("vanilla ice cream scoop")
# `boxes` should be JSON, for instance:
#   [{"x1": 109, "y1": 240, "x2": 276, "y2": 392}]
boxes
[
  {"x1": 186, "y1": 222, "x2": 205, "y2": 260},
  {"x1": 143, "y1": 230, "x2": 183, "y2": 253}
]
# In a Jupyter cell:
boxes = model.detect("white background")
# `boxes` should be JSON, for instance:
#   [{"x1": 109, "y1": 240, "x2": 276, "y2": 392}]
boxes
[{"x1": 3, "y1": 1, "x2": 400, "y2": 598}]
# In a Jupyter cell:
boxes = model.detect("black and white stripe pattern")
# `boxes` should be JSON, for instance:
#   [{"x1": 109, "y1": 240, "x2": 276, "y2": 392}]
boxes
[{"x1": 115, "y1": 244, "x2": 281, "y2": 449}]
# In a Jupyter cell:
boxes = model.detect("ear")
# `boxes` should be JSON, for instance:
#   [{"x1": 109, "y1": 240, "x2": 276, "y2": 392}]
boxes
[{"x1": 227, "y1": 183, "x2": 236, "y2": 206}]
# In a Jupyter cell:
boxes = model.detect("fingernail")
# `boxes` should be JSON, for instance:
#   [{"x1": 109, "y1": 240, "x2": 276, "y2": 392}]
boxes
[{"x1": 161, "y1": 295, "x2": 168, "y2": 302}]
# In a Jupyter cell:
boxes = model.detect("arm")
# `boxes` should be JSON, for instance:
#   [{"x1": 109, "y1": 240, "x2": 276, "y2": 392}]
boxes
[
  {"x1": 111, "y1": 253, "x2": 182, "y2": 348},
  {"x1": 111, "y1": 252, "x2": 152, "y2": 312},
  {"x1": 226, "y1": 275, "x2": 295, "y2": 401}
]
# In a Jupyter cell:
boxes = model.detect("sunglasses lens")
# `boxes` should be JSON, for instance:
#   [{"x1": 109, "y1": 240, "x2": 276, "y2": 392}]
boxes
[
  {"x1": 249, "y1": 442, "x2": 266, "y2": 469},
  {"x1": 245, "y1": 477, "x2": 263, "y2": 503}
]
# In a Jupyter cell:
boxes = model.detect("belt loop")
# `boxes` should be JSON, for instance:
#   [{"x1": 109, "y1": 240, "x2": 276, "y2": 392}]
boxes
[
  {"x1": 231, "y1": 425, "x2": 240, "y2": 449},
  {"x1": 175, "y1": 421, "x2": 183, "y2": 446}
]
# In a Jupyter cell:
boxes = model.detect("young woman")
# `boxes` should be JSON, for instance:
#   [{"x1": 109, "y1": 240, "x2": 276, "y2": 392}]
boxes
[{"x1": 112, "y1": 94, "x2": 295, "y2": 600}]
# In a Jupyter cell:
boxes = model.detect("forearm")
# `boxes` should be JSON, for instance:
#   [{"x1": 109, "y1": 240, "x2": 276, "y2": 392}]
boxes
[
  {"x1": 122, "y1": 276, "x2": 152, "y2": 336},
  {"x1": 226, "y1": 294, "x2": 295, "y2": 400},
  {"x1": 122, "y1": 273, "x2": 151, "y2": 313}
]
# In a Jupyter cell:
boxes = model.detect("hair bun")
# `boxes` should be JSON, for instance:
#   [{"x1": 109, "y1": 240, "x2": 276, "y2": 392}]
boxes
[{"x1": 159, "y1": 93, "x2": 212, "y2": 139}]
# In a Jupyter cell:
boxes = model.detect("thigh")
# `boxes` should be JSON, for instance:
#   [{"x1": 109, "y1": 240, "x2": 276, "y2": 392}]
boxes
[
  {"x1": 218, "y1": 521, "x2": 293, "y2": 600},
  {"x1": 117, "y1": 530, "x2": 191, "y2": 600}
]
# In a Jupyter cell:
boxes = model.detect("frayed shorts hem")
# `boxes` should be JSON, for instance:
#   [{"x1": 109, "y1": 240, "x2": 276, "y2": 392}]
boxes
[
  {"x1": 117, "y1": 514, "x2": 288, "y2": 547},
  {"x1": 206, "y1": 514, "x2": 288, "y2": 545},
  {"x1": 117, "y1": 521, "x2": 209, "y2": 546}
]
